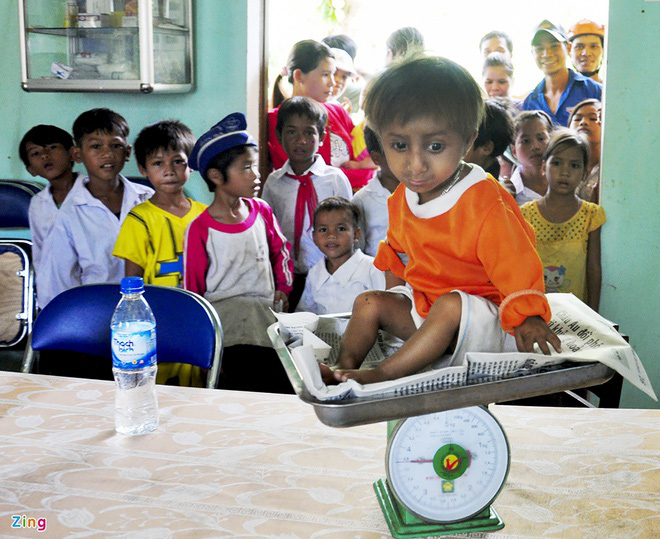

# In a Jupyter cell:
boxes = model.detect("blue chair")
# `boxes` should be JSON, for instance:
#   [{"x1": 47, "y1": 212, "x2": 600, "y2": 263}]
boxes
[
  {"x1": 22, "y1": 284, "x2": 223, "y2": 389},
  {"x1": 0, "y1": 182, "x2": 36, "y2": 229},
  {"x1": 0, "y1": 179, "x2": 44, "y2": 196}
]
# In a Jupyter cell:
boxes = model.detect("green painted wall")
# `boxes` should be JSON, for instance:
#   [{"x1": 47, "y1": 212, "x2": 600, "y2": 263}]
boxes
[
  {"x1": 600, "y1": 0, "x2": 659, "y2": 408},
  {"x1": 0, "y1": 0, "x2": 251, "y2": 205}
]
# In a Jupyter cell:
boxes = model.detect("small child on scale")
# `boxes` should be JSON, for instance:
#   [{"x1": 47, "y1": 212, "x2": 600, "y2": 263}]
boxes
[
  {"x1": 322, "y1": 55, "x2": 561, "y2": 386},
  {"x1": 19, "y1": 125, "x2": 79, "y2": 278},
  {"x1": 113, "y1": 119, "x2": 206, "y2": 386},
  {"x1": 352, "y1": 125, "x2": 400, "y2": 256},
  {"x1": 296, "y1": 197, "x2": 385, "y2": 314},
  {"x1": 39, "y1": 108, "x2": 153, "y2": 307},
  {"x1": 183, "y1": 113, "x2": 294, "y2": 393},
  {"x1": 521, "y1": 129, "x2": 605, "y2": 311},
  {"x1": 262, "y1": 96, "x2": 353, "y2": 309}
]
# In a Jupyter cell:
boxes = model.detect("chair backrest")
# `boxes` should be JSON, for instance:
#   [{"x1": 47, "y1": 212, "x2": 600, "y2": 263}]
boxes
[
  {"x1": 0, "y1": 179, "x2": 44, "y2": 195},
  {"x1": 0, "y1": 182, "x2": 34, "y2": 228},
  {"x1": 0, "y1": 239, "x2": 35, "y2": 347},
  {"x1": 23, "y1": 284, "x2": 223, "y2": 388}
]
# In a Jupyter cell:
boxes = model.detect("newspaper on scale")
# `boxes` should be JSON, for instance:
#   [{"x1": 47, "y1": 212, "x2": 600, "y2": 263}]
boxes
[{"x1": 285, "y1": 294, "x2": 657, "y2": 402}]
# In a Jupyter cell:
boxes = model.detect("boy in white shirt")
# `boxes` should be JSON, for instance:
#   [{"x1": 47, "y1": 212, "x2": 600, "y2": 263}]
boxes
[
  {"x1": 262, "y1": 96, "x2": 352, "y2": 309},
  {"x1": 38, "y1": 108, "x2": 153, "y2": 306},
  {"x1": 297, "y1": 197, "x2": 385, "y2": 314},
  {"x1": 19, "y1": 125, "x2": 80, "y2": 277},
  {"x1": 352, "y1": 125, "x2": 399, "y2": 256}
]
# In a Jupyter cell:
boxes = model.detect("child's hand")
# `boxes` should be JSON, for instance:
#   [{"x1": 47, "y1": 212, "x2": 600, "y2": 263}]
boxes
[
  {"x1": 501, "y1": 178, "x2": 517, "y2": 196},
  {"x1": 273, "y1": 291, "x2": 289, "y2": 313},
  {"x1": 514, "y1": 316, "x2": 562, "y2": 355},
  {"x1": 341, "y1": 97, "x2": 352, "y2": 113}
]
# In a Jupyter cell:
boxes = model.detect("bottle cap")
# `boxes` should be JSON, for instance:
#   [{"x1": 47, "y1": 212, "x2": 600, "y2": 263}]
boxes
[{"x1": 120, "y1": 276, "x2": 145, "y2": 294}]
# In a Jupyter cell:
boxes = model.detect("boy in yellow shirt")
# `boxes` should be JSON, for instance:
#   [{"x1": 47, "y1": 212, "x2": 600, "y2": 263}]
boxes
[{"x1": 113, "y1": 119, "x2": 206, "y2": 385}]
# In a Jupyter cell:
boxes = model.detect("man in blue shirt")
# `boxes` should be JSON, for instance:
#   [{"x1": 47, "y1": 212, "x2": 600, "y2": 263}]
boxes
[{"x1": 523, "y1": 20, "x2": 602, "y2": 126}]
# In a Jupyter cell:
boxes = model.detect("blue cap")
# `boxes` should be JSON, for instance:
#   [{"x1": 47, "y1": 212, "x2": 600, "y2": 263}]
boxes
[
  {"x1": 120, "y1": 276, "x2": 145, "y2": 294},
  {"x1": 189, "y1": 112, "x2": 257, "y2": 176}
]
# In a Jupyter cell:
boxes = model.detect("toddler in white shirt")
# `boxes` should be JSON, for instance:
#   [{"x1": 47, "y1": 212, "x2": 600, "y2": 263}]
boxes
[{"x1": 297, "y1": 197, "x2": 385, "y2": 314}]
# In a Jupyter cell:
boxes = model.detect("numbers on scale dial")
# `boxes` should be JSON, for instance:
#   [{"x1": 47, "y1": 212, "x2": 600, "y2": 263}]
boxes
[{"x1": 387, "y1": 407, "x2": 509, "y2": 523}]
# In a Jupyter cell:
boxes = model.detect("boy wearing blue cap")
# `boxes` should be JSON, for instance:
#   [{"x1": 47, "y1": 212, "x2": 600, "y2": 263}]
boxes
[{"x1": 184, "y1": 113, "x2": 294, "y2": 393}]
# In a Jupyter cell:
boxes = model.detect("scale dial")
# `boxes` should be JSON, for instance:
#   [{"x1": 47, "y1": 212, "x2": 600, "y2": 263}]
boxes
[{"x1": 386, "y1": 406, "x2": 509, "y2": 523}]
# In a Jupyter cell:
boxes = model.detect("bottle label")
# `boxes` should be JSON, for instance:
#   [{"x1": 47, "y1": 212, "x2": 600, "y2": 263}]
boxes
[{"x1": 111, "y1": 328, "x2": 157, "y2": 369}]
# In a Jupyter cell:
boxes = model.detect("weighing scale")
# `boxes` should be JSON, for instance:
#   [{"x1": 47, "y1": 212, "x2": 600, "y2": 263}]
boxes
[
  {"x1": 267, "y1": 321, "x2": 615, "y2": 538},
  {"x1": 375, "y1": 406, "x2": 509, "y2": 537}
]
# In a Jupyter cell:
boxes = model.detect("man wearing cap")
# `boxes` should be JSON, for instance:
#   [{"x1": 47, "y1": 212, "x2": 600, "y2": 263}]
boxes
[
  {"x1": 522, "y1": 20, "x2": 602, "y2": 126},
  {"x1": 568, "y1": 19, "x2": 606, "y2": 84}
]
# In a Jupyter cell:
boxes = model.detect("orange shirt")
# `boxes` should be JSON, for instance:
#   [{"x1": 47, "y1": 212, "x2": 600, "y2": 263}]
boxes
[{"x1": 374, "y1": 170, "x2": 550, "y2": 332}]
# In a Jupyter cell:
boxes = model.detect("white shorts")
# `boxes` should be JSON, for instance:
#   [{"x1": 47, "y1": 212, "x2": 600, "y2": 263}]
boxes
[{"x1": 387, "y1": 286, "x2": 517, "y2": 367}]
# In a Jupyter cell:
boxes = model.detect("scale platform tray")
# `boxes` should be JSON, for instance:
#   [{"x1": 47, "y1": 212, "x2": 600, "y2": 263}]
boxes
[{"x1": 267, "y1": 323, "x2": 615, "y2": 428}]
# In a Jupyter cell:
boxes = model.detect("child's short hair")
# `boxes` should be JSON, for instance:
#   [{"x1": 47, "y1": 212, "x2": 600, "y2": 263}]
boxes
[
  {"x1": 201, "y1": 145, "x2": 255, "y2": 191},
  {"x1": 276, "y1": 96, "x2": 328, "y2": 137},
  {"x1": 513, "y1": 110, "x2": 554, "y2": 138},
  {"x1": 386, "y1": 27, "x2": 425, "y2": 59},
  {"x1": 72, "y1": 108, "x2": 129, "y2": 145},
  {"x1": 133, "y1": 120, "x2": 195, "y2": 168},
  {"x1": 482, "y1": 52, "x2": 514, "y2": 78},
  {"x1": 568, "y1": 98, "x2": 602, "y2": 126},
  {"x1": 322, "y1": 34, "x2": 357, "y2": 60},
  {"x1": 479, "y1": 30, "x2": 513, "y2": 54},
  {"x1": 473, "y1": 100, "x2": 515, "y2": 158},
  {"x1": 313, "y1": 196, "x2": 360, "y2": 230},
  {"x1": 19, "y1": 125, "x2": 73, "y2": 167},
  {"x1": 363, "y1": 125, "x2": 382, "y2": 156},
  {"x1": 365, "y1": 55, "x2": 484, "y2": 145},
  {"x1": 542, "y1": 128, "x2": 590, "y2": 170}
]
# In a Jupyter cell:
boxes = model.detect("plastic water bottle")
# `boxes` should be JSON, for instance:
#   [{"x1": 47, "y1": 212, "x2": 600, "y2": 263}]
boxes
[{"x1": 111, "y1": 277, "x2": 158, "y2": 435}]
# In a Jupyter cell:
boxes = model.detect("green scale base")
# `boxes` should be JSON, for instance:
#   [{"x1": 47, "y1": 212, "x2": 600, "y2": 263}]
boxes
[{"x1": 374, "y1": 478, "x2": 504, "y2": 538}]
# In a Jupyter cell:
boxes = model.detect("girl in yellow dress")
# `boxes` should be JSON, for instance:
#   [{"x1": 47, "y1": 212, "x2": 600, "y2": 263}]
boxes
[{"x1": 521, "y1": 128, "x2": 606, "y2": 311}]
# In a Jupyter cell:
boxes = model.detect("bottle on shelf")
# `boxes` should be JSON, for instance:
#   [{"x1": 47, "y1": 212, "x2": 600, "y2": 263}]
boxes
[
  {"x1": 64, "y1": 0, "x2": 78, "y2": 28},
  {"x1": 111, "y1": 277, "x2": 158, "y2": 435}
]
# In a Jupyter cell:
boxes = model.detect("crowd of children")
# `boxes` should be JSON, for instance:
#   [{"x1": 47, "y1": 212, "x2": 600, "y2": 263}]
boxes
[{"x1": 20, "y1": 17, "x2": 607, "y2": 391}]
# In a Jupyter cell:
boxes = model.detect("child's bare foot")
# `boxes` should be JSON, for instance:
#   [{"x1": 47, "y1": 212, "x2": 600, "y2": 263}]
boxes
[
  {"x1": 319, "y1": 363, "x2": 337, "y2": 385},
  {"x1": 333, "y1": 368, "x2": 389, "y2": 385}
]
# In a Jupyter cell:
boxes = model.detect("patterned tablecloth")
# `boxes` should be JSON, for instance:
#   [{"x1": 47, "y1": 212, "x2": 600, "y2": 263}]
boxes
[{"x1": 0, "y1": 372, "x2": 658, "y2": 538}]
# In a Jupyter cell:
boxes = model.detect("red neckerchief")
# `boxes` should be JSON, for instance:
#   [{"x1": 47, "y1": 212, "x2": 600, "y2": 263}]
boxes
[{"x1": 286, "y1": 171, "x2": 318, "y2": 258}]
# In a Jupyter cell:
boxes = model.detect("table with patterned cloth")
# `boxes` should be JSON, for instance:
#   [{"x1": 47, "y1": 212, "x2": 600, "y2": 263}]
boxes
[{"x1": 0, "y1": 372, "x2": 657, "y2": 538}]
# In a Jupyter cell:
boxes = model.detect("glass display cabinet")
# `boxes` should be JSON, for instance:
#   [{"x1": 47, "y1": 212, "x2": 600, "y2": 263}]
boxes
[{"x1": 18, "y1": 0, "x2": 193, "y2": 93}]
